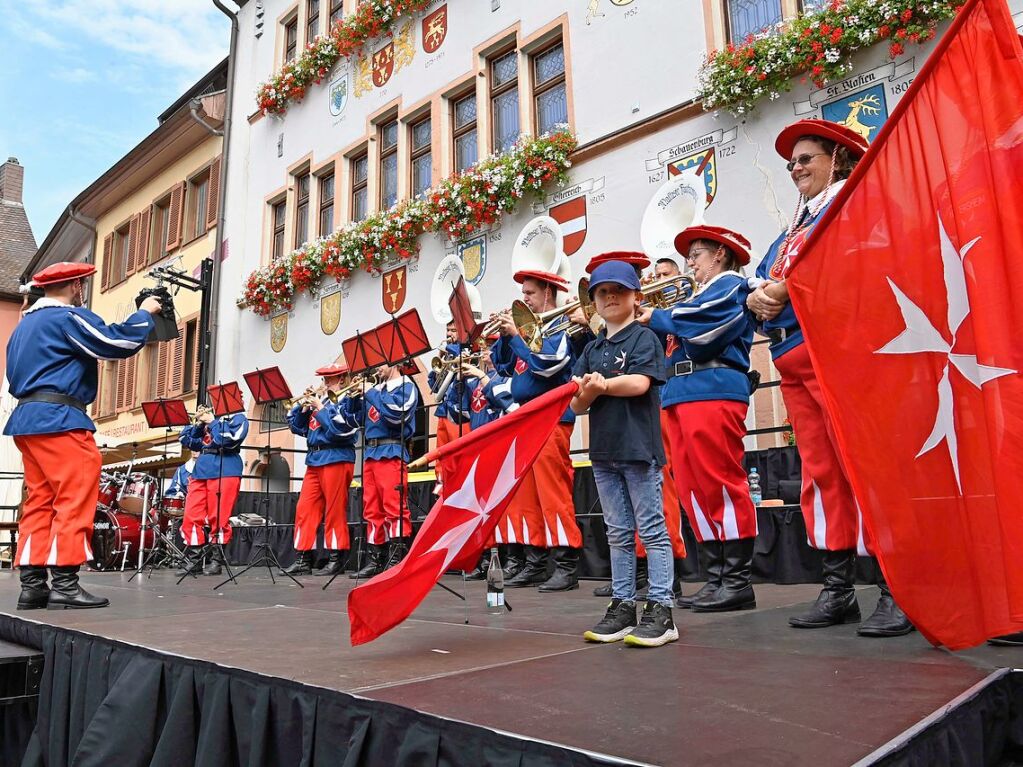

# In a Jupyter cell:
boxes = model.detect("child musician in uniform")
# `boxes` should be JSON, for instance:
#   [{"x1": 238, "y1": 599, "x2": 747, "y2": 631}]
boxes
[{"x1": 572, "y1": 261, "x2": 678, "y2": 647}]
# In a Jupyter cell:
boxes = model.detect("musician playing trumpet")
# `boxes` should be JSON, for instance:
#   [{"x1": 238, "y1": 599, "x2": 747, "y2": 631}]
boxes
[
  {"x1": 282, "y1": 363, "x2": 360, "y2": 577},
  {"x1": 491, "y1": 269, "x2": 582, "y2": 592},
  {"x1": 177, "y1": 395, "x2": 250, "y2": 576},
  {"x1": 427, "y1": 321, "x2": 462, "y2": 488}
]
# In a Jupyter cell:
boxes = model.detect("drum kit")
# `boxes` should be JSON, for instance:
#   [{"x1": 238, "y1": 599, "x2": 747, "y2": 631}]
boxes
[{"x1": 90, "y1": 470, "x2": 185, "y2": 571}]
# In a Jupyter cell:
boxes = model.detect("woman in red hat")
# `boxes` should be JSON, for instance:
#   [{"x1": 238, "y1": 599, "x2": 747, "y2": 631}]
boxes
[
  {"x1": 746, "y1": 118, "x2": 912, "y2": 637},
  {"x1": 4, "y1": 262, "x2": 162, "y2": 610},
  {"x1": 638, "y1": 226, "x2": 759, "y2": 613},
  {"x1": 281, "y1": 364, "x2": 359, "y2": 577}
]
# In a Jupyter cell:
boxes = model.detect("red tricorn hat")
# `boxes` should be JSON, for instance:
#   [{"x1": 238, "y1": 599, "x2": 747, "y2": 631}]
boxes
[
  {"x1": 512, "y1": 270, "x2": 570, "y2": 293},
  {"x1": 584, "y1": 251, "x2": 650, "y2": 275},
  {"x1": 775, "y1": 118, "x2": 870, "y2": 161},
  {"x1": 315, "y1": 363, "x2": 349, "y2": 377},
  {"x1": 32, "y1": 261, "x2": 97, "y2": 287},
  {"x1": 674, "y1": 225, "x2": 753, "y2": 266}
]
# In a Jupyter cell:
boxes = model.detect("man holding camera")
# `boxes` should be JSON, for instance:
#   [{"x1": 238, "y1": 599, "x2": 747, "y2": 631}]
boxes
[{"x1": 5, "y1": 262, "x2": 161, "y2": 610}]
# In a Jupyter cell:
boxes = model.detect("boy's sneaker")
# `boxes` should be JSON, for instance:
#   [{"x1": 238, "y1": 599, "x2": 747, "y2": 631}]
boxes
[
  {"x1": 624, "y1": 602, "x2": 679, "y2": 648},
  {"x1": 583, "y1": 599, "x2": 637, "y2": 643}
]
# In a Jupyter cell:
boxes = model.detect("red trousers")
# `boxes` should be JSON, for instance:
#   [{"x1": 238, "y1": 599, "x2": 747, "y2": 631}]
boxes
[
  {"x1": 15, "y1": 431, "x2": 101, "y2": 566},
  {"x1": 636, "y1": 410, "x2": 687, "y2": 559},
  {"x1": 294, "y1": 462, "x2": 353, "y2": 551},
  {"x1": 434, "y1": 418, "x2": 461, "y2": 483},
  {"x1": 180, "y1": 476, "x2": 241, "y2": 546},
  {"x1": 363, "y1": 457, "x2": 410, "y2": 544},
  {"x1": 507, "y1": 423, "x2": 581, "y2": 548},
  {"x1": 664, "y1": 400, "x2": 758, "y2": 543},
  {"x1": 774, "y1": 343, "x2": 867, "y2": 554}
]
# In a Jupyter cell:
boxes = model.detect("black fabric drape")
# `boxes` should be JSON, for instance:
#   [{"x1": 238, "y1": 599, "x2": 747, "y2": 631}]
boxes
[
  {"x1": 869, "y1": 670, "x2": 1023, "y2": 767},
  {"x1": 0, "y1": 616, "x2": 623, "y2": 767},
  {"x1": 226, "y1": 448, "x2": 879, "y2": 583}
]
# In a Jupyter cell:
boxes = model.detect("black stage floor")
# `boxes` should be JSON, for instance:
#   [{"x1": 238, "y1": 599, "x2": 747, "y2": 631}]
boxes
[{"x1": 0, "y1": 569, "x2": 1016, "y2": 766}]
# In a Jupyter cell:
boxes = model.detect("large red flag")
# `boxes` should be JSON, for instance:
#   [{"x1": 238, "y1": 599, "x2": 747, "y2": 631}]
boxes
[
  {"x1": 348, "y1": 381, "x2": 578, "y2": 645},
  {"x1": 787, "y1": 0, "x2": 1023, "y2": 649}
]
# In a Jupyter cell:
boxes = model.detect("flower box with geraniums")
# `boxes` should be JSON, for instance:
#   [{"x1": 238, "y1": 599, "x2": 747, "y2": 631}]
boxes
[{"x1": 697, "y1": 0, "x2": 963, "y2": 115}]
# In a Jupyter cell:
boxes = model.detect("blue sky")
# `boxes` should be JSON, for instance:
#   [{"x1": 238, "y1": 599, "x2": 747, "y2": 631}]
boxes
[{"x1": 0, "y1": 0, "x2": 231, "y2": 246}]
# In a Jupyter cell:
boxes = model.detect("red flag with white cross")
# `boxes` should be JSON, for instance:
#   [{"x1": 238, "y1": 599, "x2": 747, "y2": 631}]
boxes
[
  {"x1": 348, "y1": 381, "x2": 578, "y2": 645},
  {"x1": 787, "y1": 0, "x2": 1023, "y2": 649}
]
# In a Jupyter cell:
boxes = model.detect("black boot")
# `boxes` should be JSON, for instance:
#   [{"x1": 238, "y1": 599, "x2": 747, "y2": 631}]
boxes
[
  {"x1": 505, "y1": 545, "x2": 548, "y2": 588},
  {"x1": 314, "y1": 551, "x2": 347, "y2": 576},
  {"x1": 17, "y1": 565, "x2": 49, "y2": 610},
  {"x1": 691, "y1": 538, "x2": 756, "y2": 613},
  {"x1": 203, "y1": 547, "x2": 224, "y2": 576},
  {"x1": 594, "y1": 558, "x2": 650, "y2": 597},
  {"x1": 789, "y1": 549, "x2": 861, "y2": 628},
  {"x1": 350, "y1": 544, "x2": 384, "y2": 579},
  {"x1": 464, "y1": 554, "x2": 488, "y2": 581},
  {"x1": 281, "y1": 549, "x2": 313, "y2": 576},
  {"x1": 385, "y1": 537, "x2": 410, "y2": 569},
  {"x1": 175, "y1": 546, "x2": 203, "y2": 577},
  {"x1": 677, "y1": 542, "x2": 723, "y2": 609},
  {"x1": 502, "y1": 544, "x2": 525, "y2": 580},
  {"x1": 858, "y1": 569, "x2": 914, "y2": 637},
  {"x1": 539, "y1": 547, "x2": 579, "y2": 592},
  {"x1": 988, "y1": 632, "x2": 1023, "y2": 646},
  {"x1": 48, "y1": 566, "x2": 108, "y2": 609}
]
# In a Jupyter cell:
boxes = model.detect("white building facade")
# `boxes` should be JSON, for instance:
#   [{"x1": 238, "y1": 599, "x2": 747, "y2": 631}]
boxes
[{"x1": 218, "y1": 0, "x2": 1023, "y2": 481}]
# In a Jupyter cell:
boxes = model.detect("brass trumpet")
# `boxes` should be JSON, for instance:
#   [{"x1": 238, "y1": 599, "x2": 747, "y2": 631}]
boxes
[
  {"x1": 640, "y1": 273, "x2": 697, "y2": 308},
  {"x1": 430, "y1": 349, "x2": 485, "y2": 374},
  {"x1": 333, "y1": 371, "x2": 380, "y2": 399},
  {"x1": 284, "y1": 385, "x2": 338, "y2": 410}
]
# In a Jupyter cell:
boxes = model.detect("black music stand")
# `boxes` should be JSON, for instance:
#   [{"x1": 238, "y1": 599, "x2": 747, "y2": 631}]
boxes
[
  {"x1": 130, "y1": 399, "x2": 191, "y2": 580},
  {"x1": 217, "y1": 368, "x2": 303, "y2": 588}
]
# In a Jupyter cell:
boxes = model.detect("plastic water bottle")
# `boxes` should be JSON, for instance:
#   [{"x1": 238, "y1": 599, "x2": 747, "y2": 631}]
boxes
[
  {"x1": 486, "y1": 548, "x2": 505, "y2": 611},
  {"x1": 748, "y1": 467, "x2": 762, "y2": 506}
]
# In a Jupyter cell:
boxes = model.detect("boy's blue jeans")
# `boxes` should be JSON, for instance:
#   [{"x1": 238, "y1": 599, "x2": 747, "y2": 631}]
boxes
[{"x1": 591, "y1": 459, "x2": 674, "y2": 606}]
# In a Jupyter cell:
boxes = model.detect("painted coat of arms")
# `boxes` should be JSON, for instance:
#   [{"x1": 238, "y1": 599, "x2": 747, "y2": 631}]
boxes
[
  {"x1": 382, "y1": 265, "x2": 407, "y2": 314},
  {"x1": 328, "y1": 72, "x2": 349, "y2": 116},
  {"x1": 422, "y1": 4, "x2": 448, "y2": 53},
  {"x1": 668, "y1": 147, "x2": 718, "y2": 207},
  {"x1": 821, "y1": 84, "x2": 889, "y2": 143}
]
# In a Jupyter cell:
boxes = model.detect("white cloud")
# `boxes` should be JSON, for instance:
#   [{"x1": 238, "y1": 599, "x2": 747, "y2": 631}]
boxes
[
  {"x1": 19, "y1": 0, "x2": 229, "y2": 75},
  {"x1": 51, "y1": 66, "x2": 97, "y2": 84}
]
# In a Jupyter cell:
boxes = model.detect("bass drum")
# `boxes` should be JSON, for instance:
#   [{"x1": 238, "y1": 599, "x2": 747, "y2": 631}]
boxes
[{"x1": 90, "y1": 508, "x2": 155, "y2": 571}]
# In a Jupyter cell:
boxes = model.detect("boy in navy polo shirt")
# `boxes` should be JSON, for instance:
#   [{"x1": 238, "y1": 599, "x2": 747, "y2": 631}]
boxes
[{"x1": 572, "y1": 261, "x2": 678, "y2": 647}]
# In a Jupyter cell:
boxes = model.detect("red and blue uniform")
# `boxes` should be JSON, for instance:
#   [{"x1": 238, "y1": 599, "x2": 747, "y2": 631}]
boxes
[
  {"x1": 491, "y1": 331, "x2": 581, "y2": 549},
  {"x1": 5, "y1": 300, "x2": 153, "y2": 566},
  {"x1": 356, "y1": 376, "x2": 419, "y2": 544},
  {"x1": 287, "y1": 398, "x2": 359, "y2": 551},
  {"x1": 649, "y1": 272, "x2": 759, "y2": 544},
  {"x1": 755, "y1": 184, "x2": 867, "y2": 554},
  {"x1": 179, "y1": 414, "x2": 249, "y2": 545}
]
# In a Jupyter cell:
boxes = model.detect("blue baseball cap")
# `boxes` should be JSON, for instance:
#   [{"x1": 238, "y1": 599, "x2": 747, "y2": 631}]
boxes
[{"x1": 588, "y1": 261, "x2": 642, "y2": 297}]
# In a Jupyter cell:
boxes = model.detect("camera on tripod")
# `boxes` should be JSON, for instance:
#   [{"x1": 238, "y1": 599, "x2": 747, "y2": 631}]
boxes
[{"x1": 135, "y1": 285, "x2": 179, "y2": 342}]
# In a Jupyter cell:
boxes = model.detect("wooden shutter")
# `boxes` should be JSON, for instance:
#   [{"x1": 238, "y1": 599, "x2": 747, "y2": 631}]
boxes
[
  {"x1": 190, "y1": 320, "x2": 202, "y2": 391},
  {"x1": 125, "y1": 356, "x2": 138, "y2": 409},
  {"x1": 206, "y1": 156, "x2": 222, "y2": 231},
  {"x1": 115, "y1": 360, "x2": 127, "y2": 411},
  {"x1": 136, "y1": 208, "x2": 151, "y2": 272},
  {"x1": 101, "y1": 233, "x2": 114, "y2": 291},
  {"x1": 166, "y1": 182, "x2": 186, "y2": 251},
  {"x1": 125, "y1": 214, "x2": 140, "y2": 277},
  {"x1": 156, "y1": 341, "x2": 170, "y2": 398},
  {"x1": 92, "y1": 365, "x2": 103, "y2": 418},
  {"x1": 168, "y1": 324, "x2": 186, "y2": 396}
]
